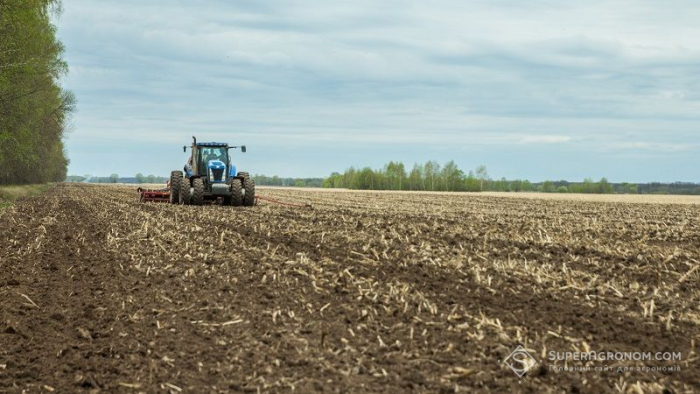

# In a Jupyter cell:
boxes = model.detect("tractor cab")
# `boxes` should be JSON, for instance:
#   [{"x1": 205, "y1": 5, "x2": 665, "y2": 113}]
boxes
[{"x1": 193, "y1": 143, "x2": 230, "y2": 183}]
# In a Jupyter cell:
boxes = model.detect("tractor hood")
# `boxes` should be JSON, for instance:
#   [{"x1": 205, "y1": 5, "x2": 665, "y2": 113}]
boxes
[
  {"x1": 207, "y1": 159, "x2": 226, "y2": 170},
  {"x1": 207, "y1": 160, "x2": 226, "y2": 183}
]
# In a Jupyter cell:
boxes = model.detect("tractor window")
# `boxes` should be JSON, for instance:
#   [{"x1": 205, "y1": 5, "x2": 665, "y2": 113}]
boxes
[{"x1": 197, "y1": 147, "x2": 228, "y2": 174}]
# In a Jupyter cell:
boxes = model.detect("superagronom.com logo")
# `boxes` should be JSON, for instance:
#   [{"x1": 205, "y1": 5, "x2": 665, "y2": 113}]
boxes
[{"x1": 502, "y1": 345, "x2": 538, "y2": 378}]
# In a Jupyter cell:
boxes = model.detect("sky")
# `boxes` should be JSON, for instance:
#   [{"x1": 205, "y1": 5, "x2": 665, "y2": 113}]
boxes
[{"x1": 57, "y1": 0, "x2": 700, "y2": 182}]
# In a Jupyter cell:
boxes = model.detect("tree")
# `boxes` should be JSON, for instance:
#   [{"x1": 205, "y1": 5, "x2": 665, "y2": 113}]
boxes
[
  {"x1": 135, "y1": 173, "x2": 145, "y2": 183},
  {"x1": 491, "y1": 177, "x2": 509, "y2": 192},
  {"x1": 110, "y1": 174, "x2": 119, "y2": 183},
  {"x1": 395, "y1": 162, "x2": 407, "y2": 190},
  {"x1": 407, "y1": 164, "x2": 423, "y2": 191},
  {"x1": 424, "y1": 161, "x2": 441, "y2": 191},
  {"x1": 475, "y1": 165, "x2": 489, "y2": 191},
  {"x1": 541, "y1": 180, "x2": 556, "y2": 193},
  {"x1": 357, "y1": 167, "x2": 374, "y2": 189},
  {"x1": 464, "y1": 171, "x2": 480, "y2": 191},
  {"x1": 581, "y1": 178, "x2": 595, "y2": 193},
  {"x1": 441, "y1": 160, "x2": 463, "y2": 191},
  {"x1": 598, "y1": 177, "x2": 613, "y2": 194},
  {"x1": 385, "y1": 161, "x2": 407, "y2": 190},
  {"x1": 323, "y1": 172, "x2": 342, "y2": 188}
]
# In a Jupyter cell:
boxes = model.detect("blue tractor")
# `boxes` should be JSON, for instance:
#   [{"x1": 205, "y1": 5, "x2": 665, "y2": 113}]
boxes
[{"x1": 169, "y1": 136, "x2": 255, "y2": 206}]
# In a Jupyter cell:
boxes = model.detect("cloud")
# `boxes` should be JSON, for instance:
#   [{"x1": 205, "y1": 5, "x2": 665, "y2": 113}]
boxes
[
  {"x1": 56, "y1": 0, "x2": 700, "y2": 181},
  {"x1": 607, "y1": 141, "x2": 699, "y2": 153},
  {"x1": 519, "y1": 135, "x2": 572, "y2": 144}
]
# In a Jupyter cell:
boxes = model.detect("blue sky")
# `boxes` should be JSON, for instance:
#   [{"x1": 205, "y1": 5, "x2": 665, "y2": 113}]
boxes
[{"x1": 58, "y1": 0, "x2": 700, "y2": 182}]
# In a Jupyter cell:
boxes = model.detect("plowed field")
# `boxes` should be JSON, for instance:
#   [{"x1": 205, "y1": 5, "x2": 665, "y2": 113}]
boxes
[{"x1": 1, "y1": 184, "x2": 699, "y2": 393}]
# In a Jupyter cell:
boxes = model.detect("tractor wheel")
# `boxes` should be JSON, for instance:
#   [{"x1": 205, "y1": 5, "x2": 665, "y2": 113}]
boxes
[
  {"x1": 237, "y1": 171, "x2": 249, "y2": 178},
  {"x1": 169, "y1": 171, "x2": 182, "y2": 204},
  {"x1": 192, "y1": 178, "x2": 205, "y2": 206},
  {"x1": 243, "y1": 176, "x2": 256, "y2": 206},
  {"x1": 179, "y1": 176, "x2": 191, "y2": 205},
  {"x1": 230, "y1": 178, "x2": 243, "y2": 206}
]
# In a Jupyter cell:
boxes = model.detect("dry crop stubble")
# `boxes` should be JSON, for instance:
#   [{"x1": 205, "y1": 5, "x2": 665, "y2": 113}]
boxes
[{"x1": 0, "y1": 183, "x2": 698, "y2": 393}]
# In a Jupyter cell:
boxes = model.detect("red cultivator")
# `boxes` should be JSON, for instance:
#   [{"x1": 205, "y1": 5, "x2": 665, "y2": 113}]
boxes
[
  {"x1": 137, "y1": 187, "x2": 170, "y2": 203},
  {"x1": 137, "y1": 186, "x2": 226, "y2": 205}
]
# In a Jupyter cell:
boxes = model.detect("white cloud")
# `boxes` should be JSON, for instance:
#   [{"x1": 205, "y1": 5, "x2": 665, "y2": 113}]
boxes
[{"x1": 519, "y1": 135, "x2": 572, "y2": 144}]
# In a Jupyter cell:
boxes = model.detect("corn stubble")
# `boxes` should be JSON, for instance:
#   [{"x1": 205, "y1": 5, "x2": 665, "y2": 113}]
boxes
[{"x1": 0, "y1": 184, "x2": 698, "y2": 393}]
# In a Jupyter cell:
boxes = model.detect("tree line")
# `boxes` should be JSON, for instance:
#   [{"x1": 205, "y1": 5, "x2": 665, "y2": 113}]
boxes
[
  {"x1": 252, "y1": 175, "x2": 324, "y2": 188},
  {"x1": 0, "y1": 0, "x2": 74, "y2": 184},
  {"x1": 321, "y1": 161, "x2": 660, "y2": 194},
  {"x1": 65, "y1": 163, "x2": 700, "y2": 195},
  {"x1": 323, "y1": 161, "x2": 521, "y2": 192}
]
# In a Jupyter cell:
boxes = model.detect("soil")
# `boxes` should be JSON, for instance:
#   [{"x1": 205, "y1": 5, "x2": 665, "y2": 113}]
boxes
[{"x1": 0, "y1": 184, "x2": 698, "y2": 393}]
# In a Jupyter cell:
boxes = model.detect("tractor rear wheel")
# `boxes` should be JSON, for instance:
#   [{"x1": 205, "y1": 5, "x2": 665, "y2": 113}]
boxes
[
  {"x1": 169, "y1": 171, "x2": 182, "y2": 204},
  {"x1": 230, "y1": 178, "x2": 243, "y2": 206},
  {"x1": 243, "y1": 176, "x2": 256, "y2": 206},
  {"x1": 179, "y1": 177, "x2": 191, "y2": 205},
  {"x1": 192, "y1": 178, "x2": 205, "y2": 206}
]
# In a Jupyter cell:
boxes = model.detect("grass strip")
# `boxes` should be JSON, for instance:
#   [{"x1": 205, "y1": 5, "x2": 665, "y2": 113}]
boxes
[{"x1": 0, "y1": 184, "x2": 52, "y2": 208}]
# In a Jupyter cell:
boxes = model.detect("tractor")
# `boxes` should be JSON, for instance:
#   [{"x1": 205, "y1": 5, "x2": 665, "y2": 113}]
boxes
[{"x1": 168, "y1": 136, "x2": 255, "y2": 206}]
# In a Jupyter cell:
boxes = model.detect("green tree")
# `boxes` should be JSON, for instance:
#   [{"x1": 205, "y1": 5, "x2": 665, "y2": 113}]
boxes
[
  {"x1": 0, "y1": 0, "x2": 74, "y2": 184},
  {"x1": 385, "y1": 161, "x2": 407, "y2": 190},
  {"x1": 491, "y1": 177, "x2": 509, "y2": 192},
  {"x1": 357, "y1": 167, "x2": 374, "y2": 189},
  {"x1": 582, "y1": 178, "x2": 595, "y2": 193},
  {"x1": 110, "y1": 174, "x2": 119, "y2": 183},
  {"x1": 541, "y1": 180, "x2": 556, "y2": 193},
  {"x1": 598, "y1": 177, "x2": 613, "y2": 194},
  {"x1": 464, "y1": 171, "x2": 480, "y2": 191},
  {"x1": 135, "y1": 173, "x2": 145, "y2": 183},
  {"x1": 323, "y1": 172, "x2": 342, "y2": 188},
  {"x1": 424, "y1": 161, "x2": 441, "y2": 191},
  {"x1": 441, "y1": 160, "x2": 463, "y2": 191},
  {"x1": 407, "y1": 164, "x2": 423, "y2": 191}
]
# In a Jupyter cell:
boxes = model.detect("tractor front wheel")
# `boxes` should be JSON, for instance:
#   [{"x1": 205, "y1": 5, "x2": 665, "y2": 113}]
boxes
[
  {"x1": 243, "y1": 176, "x2": 256, "y2": 206},
  {"x1": 169, "y1": 171, "x2": 182, "y2": 204},
  {"x1": 179, "y1": 177, "x2": 191, "y2": 205},
  {"x1": 192, "y1": 178, "x2": 205, "y2": 206},
  {"x1": 230, "y1": 178, "x2": 243, "y2": 206}
]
